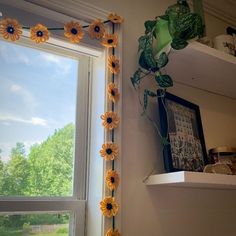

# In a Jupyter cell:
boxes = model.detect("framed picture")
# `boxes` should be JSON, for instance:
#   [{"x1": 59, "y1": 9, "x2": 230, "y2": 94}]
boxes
[{"x1": 158, "y1": 91, "x2": 208, "y2": 172}]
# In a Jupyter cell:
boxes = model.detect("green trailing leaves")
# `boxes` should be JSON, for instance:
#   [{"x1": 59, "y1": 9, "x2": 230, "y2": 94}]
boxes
[
  {"x1": 130, "y1": 69, "x2": 142, "y2": 88},
  {"x1": 144, "y1": 20, "x2": 157, "y2": 34},
  {"x1": 139, "y1": 50, "x2": 157, "y2": 71},
  {"x1": 138, "y1": 35, "x2": 152, "y2": 52},
  {"x1": 157, "y1": 52, "x2": 169, "y2": 68},
  {"x1": 143, "y1": 89, "x2": 157, "y2": 112},
  {"x1": 155, "y1": 74, "x2": 173, "y2": 88},
  {"x1": 159, "y1": 15, "x2": 169, "y2": 21},
  {"x1": 171, "y1": 38, "x2": 188, "y2": 50},
  {"x1": 175, "y1": 13, "x2": 203, "y2": 39}
]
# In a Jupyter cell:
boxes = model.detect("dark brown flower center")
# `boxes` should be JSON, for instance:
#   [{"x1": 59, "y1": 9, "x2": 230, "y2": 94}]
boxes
[
  {"x1": 94, "y1": 26, "x2": 100, "y2": 32},
  {"x1": 107, "y1": 117, "x2": 113, "y2": 123},
  {"x1": 108, "y1": 39, "x2": 114, "y2": 44},
  {"x1": 71, "y1": 28, "x2": 78, "y2": 35},
  {"x1": 7, "y1": 26, "x2": 14, "y2": 34},
  {"x1": 110, "y1": 177, "x2": 115, "y2": 183},
  {"x1": 112, "y1": 62, "x2": 116, "y2": 68},
  {"x1": 106, "y1": 148, "x2": 112, "y2": 155},
  {"x1": 111, "y1": 89, "x2": 116, "y2": 96},
  {"x1": 106, "y1": 203, "x2": 113, "y2": 210},
  {"x1": 36, "y1": 31, "x2": 43, "y2": 37}
]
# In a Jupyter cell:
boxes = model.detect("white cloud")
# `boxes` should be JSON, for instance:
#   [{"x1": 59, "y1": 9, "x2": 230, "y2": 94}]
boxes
[
  {"x1": 0, "y1": 44, "x2": 30, "y2": 65},
  {"x1": 0, "y1": 114, "x2": 47, "y2": 126},
  {"x1": 11, "y1": 84, "x2": 22, "y2": 92},
  {"x1": 39, "y1": 53, "x2": 71, "y2": 75}
]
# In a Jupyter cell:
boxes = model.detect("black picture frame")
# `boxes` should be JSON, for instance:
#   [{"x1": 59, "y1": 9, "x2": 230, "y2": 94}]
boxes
[{"x1": 158, "y1": 90, "x2": 208, "y2": 173}]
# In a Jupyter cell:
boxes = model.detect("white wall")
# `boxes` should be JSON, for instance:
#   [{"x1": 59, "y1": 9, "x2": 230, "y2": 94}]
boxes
[{"x1": 81, "y1": 0, "x2": 236, "y2": 236}]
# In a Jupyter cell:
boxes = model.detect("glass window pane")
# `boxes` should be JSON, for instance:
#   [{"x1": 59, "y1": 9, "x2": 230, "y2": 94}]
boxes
[
  {"x1": 0, "y1": 212, "x2": 70, "y2": 236},
  {"x1": 0, "y1": 40, "x2": 79, "y2": 197}
]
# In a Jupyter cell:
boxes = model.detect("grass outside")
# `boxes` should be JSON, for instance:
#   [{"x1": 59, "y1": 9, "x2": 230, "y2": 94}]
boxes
[{"x1": 0, "y1": 229, "x2": 68, "y2": 236}]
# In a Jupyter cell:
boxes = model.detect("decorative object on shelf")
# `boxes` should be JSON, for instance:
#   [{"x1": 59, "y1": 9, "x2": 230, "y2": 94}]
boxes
[
  {"x1": 158, "y1": 91, "x2": 208, "y2": 172},
  {"x1": 227, "y1": 26, "x2": 236, "y2": 56},
  {"x1": 0, "y1": 12, "x2": 123, "y2": 235},
  {"x1": 204, "y1": 146, "x2": 236, "y2": 175},
  {"x1": 130, "y1": 0, "x2": 204, "y2": 145},
  {"x1": 213, "y1": 34, "x2": 235, "y2": 56}
]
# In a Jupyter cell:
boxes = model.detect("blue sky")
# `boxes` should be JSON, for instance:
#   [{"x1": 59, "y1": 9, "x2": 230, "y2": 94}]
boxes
[{"x1": 0, "y1": 40, "x2": 78, "y2": 162}]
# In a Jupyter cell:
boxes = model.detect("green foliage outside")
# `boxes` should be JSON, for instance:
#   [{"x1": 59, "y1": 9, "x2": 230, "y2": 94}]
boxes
[{"x1": 0, "y1": 123, "x2": 74, "y2": 235}]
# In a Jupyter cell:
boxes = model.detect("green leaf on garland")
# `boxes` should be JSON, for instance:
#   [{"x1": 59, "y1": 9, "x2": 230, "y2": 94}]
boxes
[
  {"x1": 130, "y1": 69, "x2": 142, "y2": 88},
  {"x1": 143, "y1": 89, "x2": 157, "y2": 112},
  {"x1": 155, "y1": 74, "x2": 173, "y2": 88},
  {"x1": 171, "y1": 38, "x2": 188, "y2": 50},
  {"x1": 144, "y1": 20, "x2": 157, "y2": 34},
  {"x1": 157, "y1": 52, "x2": 169, "y2": 68}
]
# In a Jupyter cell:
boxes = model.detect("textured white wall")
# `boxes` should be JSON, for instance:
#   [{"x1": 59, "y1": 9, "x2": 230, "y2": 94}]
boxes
[{"x1": 80, "y1": 0, "x2": 236, "y2": 236}]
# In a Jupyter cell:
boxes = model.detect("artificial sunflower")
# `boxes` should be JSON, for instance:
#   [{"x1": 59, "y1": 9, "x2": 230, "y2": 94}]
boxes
[
  {"x1": 106, "y1": 228, "x2": 121, "y2": 236},
  {"x1": 100, "y1": 143, "x2": 119, "y2": 161},
  {"x1": 101, "y1": 111, "x2": 120, "y2": 130},
  {"x1": 88, "y1": 19, "x2": 105, "y2": 39},
  {"x1": 30, "y1": 23, "x2": 50, "y2": 43},
  {"x1": 100, "y1": 196, "x2": 118, "y2": 218},
  {"x1": 106, "y1": 170, "x2": 120, "y2": 191},
  {"x1": 101, "y1": 33, "x2": 118, "y2": 48},
  {"x1": 107, "y1": 83, "x2": 120, "y2": 103},
  {"x1": 108, "y1": 55, "x2": 120, "y2": 74},
  {"x1": 107, "y1": 13, "x2": 124, "y2": 24},
  {"x1": 0, "y1": 18, "x2": 22, "y2": 41},
  {"x1": 64, "y1": 21, "x2": 84, "y2": 43}
]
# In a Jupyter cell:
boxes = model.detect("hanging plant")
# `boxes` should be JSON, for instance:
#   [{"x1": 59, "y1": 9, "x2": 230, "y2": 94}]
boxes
[
  {"x1": 130, "y1": 0, "x2": 204, "y2": 113},
  {"x1": 130, "y1": 0, "x2": 204, "y2": 145}
]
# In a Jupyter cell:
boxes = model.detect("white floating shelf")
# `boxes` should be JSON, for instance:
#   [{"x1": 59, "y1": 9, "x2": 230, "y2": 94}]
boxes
[
  {"x1": 145, "y1": 171, "x2": 236, "y2": 190},
  {"x1": 166, "y1": 41, "x2": 236, "y2": 99}
]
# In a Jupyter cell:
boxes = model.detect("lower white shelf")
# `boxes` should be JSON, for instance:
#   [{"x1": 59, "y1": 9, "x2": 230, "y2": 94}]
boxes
[{"x1": 145, "y1": 171, "x2": 236, "y2": 190}]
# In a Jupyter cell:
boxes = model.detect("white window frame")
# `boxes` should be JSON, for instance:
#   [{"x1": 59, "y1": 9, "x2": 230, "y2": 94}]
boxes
[
  {"x1": 0, "y1": 1, "x2": 123, "y2": 235},
  {"x1": 0, "y1": 31, "x2": 96, "y2": 235}
]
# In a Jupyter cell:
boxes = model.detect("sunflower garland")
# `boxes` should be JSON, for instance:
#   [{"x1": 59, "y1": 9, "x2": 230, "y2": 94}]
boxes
[
  {"x1": 107, "y1": 83, "x2": 120, "y2": 103},
  {"x1": 30, "y1": 23, "x2": 50, "y2": 43},
  {"x1": 108, "y1": 13, "x2": 124, "y2": 24},
  {"x1": 88, "y1": 19, "x2": 105, "y2": 39},
  {"x1": 100, "y1": 143, "x2": 119, "y2": 161},
  {"x1": 100, "y1": 196, "x2": 119, "y2": 218},
  {"x1": 101, "y1": 111, "x2": 120, "y2": 130},
  {"x1": 0, "y1": 18, "x2": 22, "y2": 41},
  {"x1": 0, "y1": 13, "x2": 123, "y2": 235},
  {"x1": 108, "y1": 55, "x2": 120, "y2": 74},
  {"x1": 101, "y1": 33, "x2": 118, "y2": 48},
  {"x1": 106, "y1": 170, "x2": 120, "y2": 191},
  {"x1": 64, "y1": 21, "x2": 84, "y2": 43},
  {"x1": 106, "y1": 228, "x2": 121, "y2": 236}
]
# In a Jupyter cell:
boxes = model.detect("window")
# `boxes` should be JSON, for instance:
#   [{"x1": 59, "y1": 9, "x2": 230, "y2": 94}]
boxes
[{"x1": 0, "y1": 31, "x2": 97, "y2": 235}]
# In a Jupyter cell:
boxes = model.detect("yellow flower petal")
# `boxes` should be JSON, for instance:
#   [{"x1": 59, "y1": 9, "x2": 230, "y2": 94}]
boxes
[
  {"x1": 88, "y1": 19, "x2": 105, "y2": 39},
  {"x1": 107, "y1": 83, "x2": 120, "y2": 103},
  {"x1": 0, "y1": 18, "x2": 22, "y2": 41},
  {"x1": 108, "y1": 55, "x2": 120, "y2": 74},
  {"x1": 101, "y1": 33, "x2": 118, "y2": 48},
  {"x1": 100, "y1": 196, "x2": 118, "y2": 218},
  {"x1": 106, "y1": 170, "x2": 120, "y2": 191},
  {"x1": 100, "y1": 143, "x2": 119, "y2": 161},
  {"x1": 30, "y1": 24, "x2": 50, "y2": 44},
  {"x1": 108, "y1": 13, "x2": 124, "y2": 24},
  {"x1": 64, "y1": 21, "x2": 84, "y2": 43},
  {"x1": 101, "y1": 111, "x2": 120, "y2": 130}
]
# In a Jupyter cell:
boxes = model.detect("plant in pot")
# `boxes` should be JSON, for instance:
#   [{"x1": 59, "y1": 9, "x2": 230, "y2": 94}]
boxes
[{"x1": 130, "y1": 0, "x2": 204, "y2": 144}]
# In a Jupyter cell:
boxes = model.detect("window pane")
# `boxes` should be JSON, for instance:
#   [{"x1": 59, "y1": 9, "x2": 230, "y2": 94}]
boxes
[
  {"x1": 0, "y1": 40, "x2": 78, "y2": 197},
  {"x1": 0, "y1": 212, "x2": 70, "y2": 236}
]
